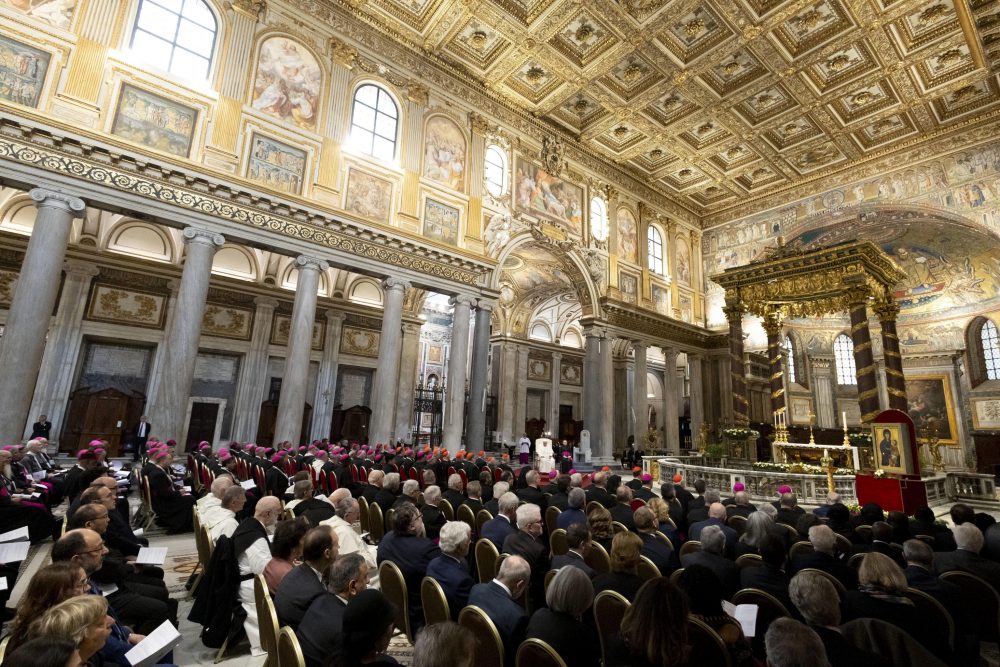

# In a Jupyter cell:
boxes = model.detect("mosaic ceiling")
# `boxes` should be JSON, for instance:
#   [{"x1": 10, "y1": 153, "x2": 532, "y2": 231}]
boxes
[{"x1": 333, "y1": 0, "x2": 1000, "y2": 215}]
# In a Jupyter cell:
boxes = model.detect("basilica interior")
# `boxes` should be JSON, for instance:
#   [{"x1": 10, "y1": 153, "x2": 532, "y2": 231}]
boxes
[{"x1": 0, "y1": 0, "x2": 999, "y2": 483}]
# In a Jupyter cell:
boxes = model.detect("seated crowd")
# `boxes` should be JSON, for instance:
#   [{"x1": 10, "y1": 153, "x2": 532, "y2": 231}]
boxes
[{"x1": 2, "y1": 436, "x2": 999, "y2": 667}]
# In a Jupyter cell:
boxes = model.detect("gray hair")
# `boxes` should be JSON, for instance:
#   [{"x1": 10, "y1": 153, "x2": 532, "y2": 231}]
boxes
[
  {"x1": 497, "y1": 554, "x2": 530, "y2": 587},
  {"x1": 439, "y1": 521, "x2": 471, "y2": 555},
  {"x1": 293, "y1": 478, "x2": 313, "y2": 499},
  {"x1": 423, "y1": 485, "x2": 441, "y2": 505},
  {"x1": 448, "y1": 474, "x2": 463, "y2": 491},
  {"x1": 210, "y1": 476, "x2": 234, "y2": 499},
  {"x1": 826, "y1": 491, "x2": 841, "y2": 505},
  {"x1": 758, "y1": 503, "x2": 777, "y2": 520},
  {"x1": 700, "y1": 524, "x2": 725, "y2": 555},
  {"x1": 568, "y1": 487, "x2": 586, "y2": 510},
  {"x1": 329, "y1": 552, "x2": 366, "y2": 594},
  {"x1": 545, "y1": 566, "x2": 593, "y2": 617},
  {"x1": 740, "y1": 510, "x2": 773, "y2": 548},
  {"x1": 383, "y1": 472, "x2": 401, "y2": 492},
  {"x1": 734, "y1": 490, "x2": 749, "y2": 505},
  {"x1": 764, "y1": 618, "x2": 827, "y2": 667},
  {"x1": 492, "y1": 481, "x2": 510, "y2": 498},
  {"x1": 525, "y1": 470, "x2": 538, "y2": 485},
  {"x1": 221, "y1": 485, "x2": 246, "y2": 510},
  {"x1": 704, "y1": 489, "x2": 721, "y2": 505},
  {"x1": 955, "y1": 522, "x2": 985, "y2": 553},
  {"x1": 902, "y1": 538, "x2": 933, "y2": 568},
  {"x1": 334, "y1": 496, "x2": 358, "y2": 519},
  {"x1": 402, "y1": 479, "x2": 420, "y2": 497},
  {"x1": 515, "y1": 503, "x2": 541, "y2": 530},
  {"x1": 570, "y1": 473, "x2": 582, "y2": 488},
  {"x1": 616, "y1": 486, "x2": 632, "y2": 502},
  {"x1": 412, "y1": 622, "x2": 476, "y2": 667},
  {"x1": 808, "y1": 524, "x2": 835, "y2": 554},
  {"x1": 498, "y1": 492, "x2": 520, "y2": 516},
  {"x1": 789, "y1": 571, "x2": 840, "y2": 626},
  {"x1": 368, "y1": 469, "x2": 384, "y2": 486}
]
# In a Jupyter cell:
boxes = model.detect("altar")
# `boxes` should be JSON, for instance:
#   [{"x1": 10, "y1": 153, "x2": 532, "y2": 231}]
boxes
[{"x1": 775, "y1": 441, "x2": 860, "y2": 469}]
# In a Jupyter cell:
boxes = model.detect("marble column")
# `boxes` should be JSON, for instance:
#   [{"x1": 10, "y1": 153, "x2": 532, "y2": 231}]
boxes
[
  {"x1": 600, "y1": 334, "x2": 614, "y2": 460},
  {"x1": 849, "y1": 298, "x2": 881, "y2": 424},
  {"x1": 0, "y1": 189, "x2": 85, "y2": 443},
  {"x1": 725, "y1": 301, "x2": 749, "y2": 425},
  {"x1": 147, "y1": 228, "x2": 224, "y2": 442},
  {"x1": 310, "y1": 310, "x2": 345, "y2": 442},
  {"x1": 231, "y1": 296, "x2": 278, "y2": 442},
  {"x1": 550, "y1": 352, "x2": 562, "y2": 439},
  {"x1": 874, "y1": 299, "x2": 907, "y2": 412},
  {"x1": 812, "y1": 359, "x2": 836, "y2": 429},
  {"x1": 465, "y1": 303, "x2": 492, "y2": 452},
  {"x1": 274, "y1": 256, "x2": 327, "y2": 444},
  {"x1": 662, "y1": 347, "x2": 680, "y2": 455},
  {"x1": 688, "y1": 354, "x2": 704, "y2": 450},
  {"x1": 393, "y1": 322, "x2": 422, "y2": 444},
  {"x1": 26, "y1": 260, "x2": 99, "y2": 441},
  {"x1": 583, "y1": 330, "x2": 602, "y2": 454},
  {"x1": 633, "y1": 341, "x2": 648, "y2": 440},
  {"x1": 514, "y1": 345, "x2": 529, "y2": 439},
  {"x1": 763, "y1": 311, "x2": 787, "y2": 416},
  {"x1": 370, "y1": 278, "x2": 409, "y2": 446},
  {"x1": 443, "y1": 295, "x2": 473, "y2": 451},
  {"x1": 499, "y1": 342, "x2": 518, "y2": 446}
]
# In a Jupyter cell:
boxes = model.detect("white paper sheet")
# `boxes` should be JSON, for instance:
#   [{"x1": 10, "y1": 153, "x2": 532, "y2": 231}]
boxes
[
  {"x1": 135, "y1": 547, "x2": 168, "y2": 566},
  {"x1": 0, "y1": 577, "x2": 7, "y2": 591},
  {"x1": 0, "y1": 527, "x2": 29, "y2": 543},
  {"x1": 133, "y1": 528, "x2": 144, "y2": 538},
  {"x1": 240, "y1": 479, "x2": 256, "y2": 490},
  {"x1": 722, "y1": 600, "x2": 758, "y2": 638},
  {"x1": 99, "y1": 583, "x2": 118, "y2": 596},
  {"x1": 125, "y1": 620, "x2": 182, "y2": 667},
  {"x1": 31, "y1": 471, "x2": 46, "y2": 480},
  {"x1": 0, "y1": 542, "x2": 32, "y2": 565}
]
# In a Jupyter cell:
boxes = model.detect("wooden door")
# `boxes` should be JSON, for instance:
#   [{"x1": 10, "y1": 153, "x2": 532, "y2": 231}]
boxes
[
  {"x1": 256, "y1": 401, "x2": 278, "y2": 448},
  {"x1": 341, "y1": 405, "x2": 371, "y2": 443},
  {"x1": 80, "y1": 389, "x2": 130, "y2": 456},
  {"x1": 186, "y1": 402, "x2": 220, "y2": 451}
]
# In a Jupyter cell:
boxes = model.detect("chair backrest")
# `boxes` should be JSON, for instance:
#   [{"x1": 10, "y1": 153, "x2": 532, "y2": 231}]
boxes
[
  {"x1": 732, "y1": 588, "x2": 790, "y2": 650},
  {"x1": 421, "y1": 576, "x2": 451, "y2": 627},
  {"x1": 593, "y1": 590, "x2": 630, "y2": 667},
  {"x1": 653, "y1": 531, "x2": 673, "y2": 551},
  {"x1": 198, "y1": 525, "x2": 214, "y2": 565},
  {"x1": 358, "y1": 496, "x2": 370, "y2": 534},
  {"x1": 549, "y1": 528, "x2": 568, "y2": 556},
  {"x1": 385, "y1": 508, "x2": 397, "y2": 535},
  {"x1": 687, "y1": 616, "x2": 733, "y2": 667},
  {"x1": 775, "y1": 523, "x2": 799, "y2": 541},
  {"x1": 457, "y1": 503, "x2": 477, "y2": 537},
  {"x1": 586, "y1": 501, "x2": 603, "y2": 515},
  {"x1": 854, "y1": 524, "x2": 873, "y2": 542},
  {"x1": 476, "y1": 538, "x2": 500, "y2": 583},
  {"x1": 904, "y1": 587, "x2": 954, "y2": 650},
  {"x1": 543, "y1": 569, "x2": 557, "y2": 596},
  {"x1": 847, "y1": 552, "x2": 865, "y2": 570},
  {"x1": 515, "y1": 638, "x2": 569, "y2": 667},
  {"x1": 798, "y1": 568, "x2": 846, "y2": 598},
  {"x1": 379, "y1": 560, "x2": 412, "y2": 643},
  {"x1": 735, "y1": 553, "x2": 762, "y2": 569},
  {"x1": 438, "y1": 499, "x2": 455, "y2": 521},
  {"x1": 679, "y1": 540, "x2": 701, "y2": 558},
  {"x1": 637, "y1": 555, "x2": 660, "y2": 581},
  {"x1": 476, "y1": 509, "x2": 494, "y2": 536},
  {"x1": 833, "y1": 532, "x2": 853, "y2": 556},
  {"x1": 789, "y1": 541, "x2": 814, "y2": 560},
  {"x1": 940, "y1": 569, "x2": 1000, "y2": 641},
  {"x1": 277, "y1": 626, "x2": 305, "y2": 667},
  {"x1": 630, "y1": 499, "x2": 646, "y2": 511},
  {"x1": 669, "y1": 567, "x2": 685, "y2": 584},
  {"x1": 0, "y1": 634, "x2": 10, "y2": 662},
  {"x1": 253, "y1": 574, "x2": 280, "y2": 659},
  {"x1": 584, "y1": 541, "x2": 611, "y2": 574},
  {"x1": 611, "y1": 521, "x2": 628, "y2": 535},
  {"x1": 368, "y1": 502, "x2": 385, "y2": 544},
  {"x1": 459, "y1": 605, "x2": 504, "y2": 667},
  {"x1": 545, "y1": 505, "x2": 560, "y2": 535}
]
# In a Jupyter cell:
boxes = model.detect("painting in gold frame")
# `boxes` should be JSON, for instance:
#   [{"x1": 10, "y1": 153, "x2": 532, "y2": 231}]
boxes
[
  {"x1": 871, "y1": 423, "x2": 914, "y2": 475},
  {"x1": 903, "y1": 374, "x2": 958, "y2": 445}
]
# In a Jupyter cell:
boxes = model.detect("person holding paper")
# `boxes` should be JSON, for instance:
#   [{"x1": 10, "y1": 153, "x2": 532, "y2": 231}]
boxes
[
  {"x1": 322, "y1": 493, "x2": 379, "y2": 590},
  {"x1": 233, "y1": 496, "x2": 282, "y2": 656},
  {"x1": 144, "y1": 449, "x2": 195, "y2": 534},
  {"x1": 675, "y1": 564, "x2": 754, "y2": 667},
  {"x1": 0, "y1": 448, "x2": 59, "y2": 543}
]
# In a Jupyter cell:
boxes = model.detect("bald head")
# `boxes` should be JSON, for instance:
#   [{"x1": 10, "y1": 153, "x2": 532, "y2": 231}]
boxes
[
  {"x1": 708, "y1": 502, "x2": 727, "y2": 521},
  {"x1": 211, "y1": 476, "x2": 235, "y2": 499},
  {"x1": 94, "y1": 476, "x2": 118, "y2": 493},
  {"x1": 330, "y1": 488, "x2": 352, "y2": 505},
  {"x1": 255, "y1": 496, "x2": 282, "y2": 526}
]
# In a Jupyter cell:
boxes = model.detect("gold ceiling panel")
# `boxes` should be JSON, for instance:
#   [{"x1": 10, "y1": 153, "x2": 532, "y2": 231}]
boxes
[{"x1": 331, "y1": 0, "x2": 1000, "y2": 216}]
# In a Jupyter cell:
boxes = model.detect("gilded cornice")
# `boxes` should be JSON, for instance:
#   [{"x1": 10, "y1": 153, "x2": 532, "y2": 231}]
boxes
[
  {"x1": 599, "y1": 298, "x2": 723, "y2": 350},
  {"x1": 0, "y1": 120, "x2": 490, "y2": 288}
]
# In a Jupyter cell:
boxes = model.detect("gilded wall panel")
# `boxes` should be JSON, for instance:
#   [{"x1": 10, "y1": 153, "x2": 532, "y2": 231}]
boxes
[
  {"x1": 561, "y1": 361, "x2": 582, "y2": 386},
  {"x1": 201, "y1": 303, "x2": 254, "y2": 341},
  {"x1": 527, "y1": 357, "x2": 551, "y2": 381},
  {"x1": 85, "y1": 283, "x2": 167, "y2": 329},
  {"x1": 339, "y1": 325, "x2": 380, "y2": 357},
  {"x1": 271, "y1": 314, "x2": 325, "y2": 350}
]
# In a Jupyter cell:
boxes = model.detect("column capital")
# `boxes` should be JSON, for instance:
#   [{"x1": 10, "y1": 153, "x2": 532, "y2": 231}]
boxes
[
  {"x1": 450, "y1": 294, "x2": 475, "y2": 308},
  {"x1": 873, "y1": 298, "x2": 899, "y2": 322},
  {"x1": 254, "y1": 296, "x2": 280, "y2": 309},
  {"x1": 30, "y1": 188, "x2": 86, "y2": 217},
  {"x1": 182, "y1": 227, "x2": 225, "y2": 248},
  {"x1": 662, "y1": 346, "x2": 679, "y2": 359},
  {"x1": 762, "y1": 311, "x2": 782, "y2": 336},
  {"x1": 324, "y1": 309, "x2": 347, "y2": 323},
  {"x1": 229, "y1": 0, "x2": 266, "y2": 20},
  {"x1": 476, "y1": 299, "x2": 496, "y2": 312},
  {"x1": 688, "y1": 352, "x2": 702, "y2": 362},
  {"x1": 402, "y1": 322, "x2": 422, "y2": 336},
  {"x1": 632, "y1": 339, "x2": 648, "y2": 350},
  {"x1": 551, "y1": 351, "x2": 563, "y2": 361},
  {"x1": 383, "y1": 277, "x2": 411, "y2": 292},
  {"x1": 295, "y1": 254, "x2": 329, "y2": 273},
  {"x1": 63, "y1": 260, "x2": 100, "y2": 279}
]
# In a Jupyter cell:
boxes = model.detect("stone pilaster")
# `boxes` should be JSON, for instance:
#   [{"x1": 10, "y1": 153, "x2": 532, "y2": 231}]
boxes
[
  {"x1": 600, "y1": 333, "x2": 615, "y2": 460},
  {"x1": 584, "y1": 330, "x2": 602, "y2": 455},
  {"x1": 231, "y1": 296, "x2": 279, "y2": 442},
  {"x1": 514, "y1": 345, "x2": 530, "y2": 440},
  {"x1": 442, "y1": 295, "x2": 473, "y2": 450},
  {"x1": 498, "y1": 342, "x2": 518, "y2": 446},
  {"x1": 393, "y1": 322, "x2": 422, "y2": 444},
  {"x1": 310, "y1": 310, "x2": 345, "y2": 442},
  {"x1": 465, "y1": 303, "x2": 492, "y2": 451},
  {"x1": 662, "y1": 347, "x2": 680, "y2": 455},
  {"x1": 688, "y1": 353, "x2": 704, "y2": 450},
  {"x1": 550, "y1": 352, "x2": 562, "y2": 440},
  {"x1": 369, "y1": 278, "x2": 409, "y2": 446},
  {"x1": 633, "y1": 341, "x2": 648, "y2": 440},
  {"x1": 725, "y1": 301, "x2": 749, "y2": 425}
]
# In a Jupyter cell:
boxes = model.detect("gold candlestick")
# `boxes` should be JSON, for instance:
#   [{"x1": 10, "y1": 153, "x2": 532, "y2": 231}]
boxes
[
  {"x1": 808, "y1": 412, "x2": 816, "y2": 445},
  {"x1": 821, "y1": 448, "x2": 835, "y2": 494}
]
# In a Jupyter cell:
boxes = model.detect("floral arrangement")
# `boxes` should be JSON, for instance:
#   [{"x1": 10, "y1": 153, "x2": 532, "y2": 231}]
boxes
[
  {"x1": 873, "y1": 469, "x2": 887, "y2": 478},
  {"x1": 848, "y1": 432, "x2": 873, "y2": 447},
  {"x1": 724, "y1": 427, "x2": 760, "y2": 440},
  {"x1": 845, "y1": 503, "x2": 861, "y2": 515},
  {"x1": 752, "y1": 461, "x2": 854, "y2": 475}
]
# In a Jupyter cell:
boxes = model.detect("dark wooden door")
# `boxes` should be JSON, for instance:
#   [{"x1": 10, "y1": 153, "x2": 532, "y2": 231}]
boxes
[
  {"x1": 81, "y1": 389, "x2": 129, "y2": 457},
  {"x1": 186, "y1": 402, "x2": 220, "y2": 452},
  {"x1": 256, "y1": 400, "x2": 314, "y2": 446},
  {"x1": 340, "y1": 405, "x2": 371, "y2": 443}
]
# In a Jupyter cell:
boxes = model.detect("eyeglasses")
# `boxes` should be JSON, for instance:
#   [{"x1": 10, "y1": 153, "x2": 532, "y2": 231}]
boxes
[{"x1": 77, "y1": 543, "x2": 106, "y2": 556}]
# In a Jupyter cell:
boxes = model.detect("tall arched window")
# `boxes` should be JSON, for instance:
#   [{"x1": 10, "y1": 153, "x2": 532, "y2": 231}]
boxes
[
  {"x1": 647, "y1": 225, "x2": 664, "y2": 275},
  {"x1": 590, "y1": 197, "x2": 608, "y2": 243},
  {"x1": 348, "y1": 84, "x2": 399, "y2": 161},
  {"x1": 834, "y1": 334, "x2": 856, "y2": 385},
  {"x1": 982, "y1": 320, "x2": 1000, "y2": 380},
  {"x1": 130, "y1": 0, "x2": 217, "y2": 81},
  {"x1": 784, "y1": 336, "x2": 796, "y2": 384},
  {"x1": 484, "y1": 145, "x2": 508, "y2": 197}
]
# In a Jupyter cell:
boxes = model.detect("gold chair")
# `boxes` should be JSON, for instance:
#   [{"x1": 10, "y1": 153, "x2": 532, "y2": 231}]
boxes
[
  {"x1": 940, "y1": 569, "x2": 1000, "y2": 641},
  {"x1": 276, "y1": 626, "x2": 305, "y2": 667},
  {"x1": 543, "y1": 569, "x2": 557, "y2": 596},
  {"x1": 854, "y1": 525, "x2": 873, "y2": 542},
  {"x1": 735, "y1": 553, "x2": 762, "y2": 569},
  {"x1": 379, "y1": 560, "x2": 412, "y2": 644},
  {"x1": 457, "y1": 503, "x2": 477, "y2": 538},
  {"x1": 254, "y1": 574, "x2": 280, "y2": 665},
  {"x1": 679, "y1": 540, "x2": 701, "y2": 559},
  {"x1": 421, "y1": 576, "x2": 450, "y2": 627},
  {"x1": 438, "y1": 499, "x2": 455, "y2": 521},
  {"x1": 727, "y1": 514, "x2": 748, "y2": 535},
  {"x1": 476, "y1": 509, "x2": 494, "y2": 536},
  {"x1": 368, "y1": 502, "x2": 385, "y2": 544},
  {"x1": 549, "y1": 528, "x2": 568, "y2": 556},
  {"x1": 459, "y1": 605, "x2": 504, "y2": 667},
  {"x1": 732, "y1": 588, "x2": 791, "y2": 650},
  {"x1": 688, "y1": 616, "x2": 733, "y2": 667},
  {"x1": 637, "y1": 555, "x2": 660, "y2": 581},
  {"x1": 653, "y1": 531, "x2": 673, "y2": 551},
  {"x1": 187, "y1": 524, "x2": 213, "y2": 599},
  {"x1": 789, "y1": 541, "x2": 814, "y2": 560},
  {"x1": 847, "y1": 552, "x2": 865, "y2": 570},
  {"x1": 593, "y1": 590, "x2": 630, "y2": 667},
  {"x1": 476, "y1": 538, "x2": 500, "y2": 583},
  {"x1": 0, "y1": 635, "x2": 10, "y2": 662},
  {"x1": 545, "y1": 505, "x2": 560, "y2": 535},
  {"x1": 358, "y1": 496, "x2": 370, "y2": 534},
  {"x1": 584, "y1": 541, "x2": 611, "y2": 574},
  {"x1": 905, "y1": 587, "x2": 954, "y2": 651},
  {"x1": 516, "y1": 638, "x2": 568, "y2": 667},
  {"x1": 669, "y1": 567, "x2": 685, "y2": 584},
  {"x1": 611, "y1": 521, "x2": 628, "y2": 535},
  {"x1": 833, "y1": 532, "x2": 854, "y2": 556},
  {"x1": 798, "y1": 568, "x2": 846, "y2": 599}
]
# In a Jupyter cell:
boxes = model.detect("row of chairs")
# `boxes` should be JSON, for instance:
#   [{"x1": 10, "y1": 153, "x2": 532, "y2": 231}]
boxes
[{"x1": 254, "y1": 574, "x2": 307, "y2": 667}]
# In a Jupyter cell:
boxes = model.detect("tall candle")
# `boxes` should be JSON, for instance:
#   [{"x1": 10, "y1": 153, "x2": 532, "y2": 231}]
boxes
[{"x1": 842, "y1": 411, "x2": 846, "y2": 428}]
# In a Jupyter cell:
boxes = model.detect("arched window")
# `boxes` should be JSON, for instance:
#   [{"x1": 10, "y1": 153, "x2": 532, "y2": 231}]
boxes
[
  {"x1": 647, "y1": 225, "x2": 664, "y2": 275},
  {"x1": 982, "y1": 320, "x2": 1000, "y2": 380},
  {"x1": 784, "y1": 336, "x2": 796, "y2": 384},
  {"x1": 484, "y1": 145, "x2": 508, "y2": 197},
  {"x1": 590, "y1": 197, "x2": 608, "y2": 243},
  {"x1": 130, "y1": 0, "x2": 217, "y2": 81},
  {"x1": 834, "y1": 334, "x2": 856, "y2": 385},
  {"x1": 348, "y1": 84, "x2": 399, "y2": 161}
]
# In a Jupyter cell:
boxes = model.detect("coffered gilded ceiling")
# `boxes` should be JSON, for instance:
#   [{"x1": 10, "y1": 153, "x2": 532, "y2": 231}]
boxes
[{"x1": 336, "y1": 0, "x2": 1000, "y2": 218}]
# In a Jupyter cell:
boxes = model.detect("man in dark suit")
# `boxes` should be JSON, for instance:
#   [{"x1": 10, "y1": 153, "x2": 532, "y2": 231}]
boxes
[
  {"x1": 671, "y1": 475, "x2": 695, "y2": 512},
  {"x1": 585, "y1": 471, "x2": 614, "y2": 509},
  {"x1": 910, "y1": 506, "x2": 956, "y2": 551},
  {"x1": 482, "y1": 492, "x2": 519, "y2": 549},
  {"x1": 30, "y1": 415, "x2": 51, "y2": 440},
  {"x1": 502, "y1": 504, "x2": 550, "y2": 609},
  {"x1": 515, "y1": 470, "x2": 547, "y2": 510},
  {"x1": 419, "y1": 485, "x2": 447, "y2": 540},
  {"x1": 556, "y1": 487, "x2": 587, "y2": 530},
  {"x1": 634, "y1": 473, "x2": 657, "y2": 502},
  {"x1": 265, "y1": 453, "x2": 290, "y2": 498},
  {"x1": 740, "y1": 533, "x2": 793, "y2": 610},
  {"x1": 275, "y1": 525, "x2": 339, "y2": 630},
  {"x1": 791, "y1": 524, "x2": 857, "y2": 590},
  {"x1": 297, "y1": 553, "x2": 368, "y2": 667},
  {"x1": 484, "y1": 481, "x2": 510, "y2": 516},
  {"x1": 426, "y1": 521, "x2": 474, "y2": 619},
  {"x1": 376, "y1": 502, "x2": 441, "y2": 633},
  {"x1": 935, "y1": 522, "x2": 1000, "y2": 592},
  {"x1": 609, "y1": 486, "x2": 637, "y2": 532},
  {"x1": 467, "y1": 555, "x2": 530, "y2": 666},
  {"x1": 635, "y1": 507, "x2": 679, "y2": 576},
  {"x1": 659, "y1": 484, "x2": 687, "y2": 530},
  {"x1": 866, "y1": 521, "x2": 905, "y2": 568},
  {"x1": 375, "y1": 472, "x2": 400, "y2": 513},
  {"x1": 130, "y1": 415, "x2": 151, "y2": 461},
  {"x1": 776, "y1": 492, "x2": 806, "y2": 526},
  {"x1": 726, "y1": 490, "x2": 757, "y2": 519},
  {"x1": 689, "y1": 502, "x2": 738, "y2": 555},
  {"x1": 460, "y1": 480, "x2": 485, "y2": 515},
  {"x1": 547, "y1": 475, "x2": 571, "y2": 511},
  {"x1": 681, "y1": 524, "x2": 740, "y2": 597},
  {"x1": 685, "y1": 487, "x2": 718, "y2": 526},
  {"x1": 550, "y1": 522, "x2": 595, "y2": 578},
  {"x1": 443, "y1": 473, "x2": 466, "y2": 511}
]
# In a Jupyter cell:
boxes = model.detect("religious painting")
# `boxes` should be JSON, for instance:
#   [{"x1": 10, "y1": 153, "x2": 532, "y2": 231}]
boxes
[
  {"x1": 247, "y1": 132, "x2": 307, "y2": 195},
  {"x1": 618, "y1": 271, "x2": 637, "y2": 304},
  {"x1": 344, "y1": 168, "x2": 392, "y2": 224},
  {"x1": 0, "y1": 35, "x2": 49, "y2": 108},
  {"x1": 427, "y1": 345, "x2": 443, "y2": 364},
  {"x1": 251, "y1": 36, "x2": 321, "y2": 131},
  {"x1": 972, "y1": 398, "x2": 1000, "y2": 430},
  {"x1": 0, "y1": 0, "x2": 76, "y2": 30},
  {"x1": 679, "y1": 293, "x2": 693, "y2": 323},
  {"x1": 422, "y1": 198, "x2": 460, "y2": 245},
  {"x1": 675, "y1": 238, "x2": 691, "y2": 285},
  {"x1": 110, "y1": 84, "x2": 198, "y2": 158},
  {"x1": 513, "y1": 157, "x2": 583, "y2": 236},
  {"x1": 651, "y1": 284, "x2": 669, "y2": 315},
  {"x1": 904, "y1": 375, "x2": 958, "y2": 445},
  {"x1": 617, "y1": 208, "x2": 638, "y2": 263},
  {"x1": 422, "y1": 115, "x2": 466, "y2": 192},
  {"x1": 789, "y1": 397, "x2": 813, "y2": 424},
  {"x1": 870, "y1": 423, "x2": 914, "y2": 475}
]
